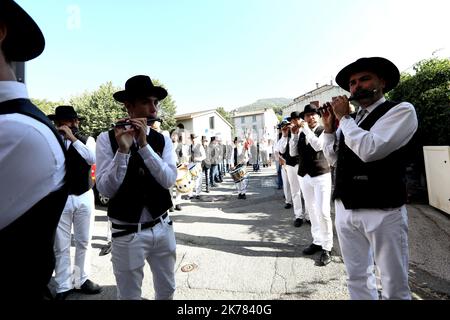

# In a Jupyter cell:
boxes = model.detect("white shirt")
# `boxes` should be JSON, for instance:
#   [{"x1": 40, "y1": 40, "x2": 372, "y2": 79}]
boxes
[
  {"x1": 63, "y1": 136, "x2": 96, "y2": 165},
  {"x1": 323, "y1": 97, "x2": 418, "y2": 167},
  {"x1": 95, "y1": 128, "x2": 177, "y2": 223},
  {"x1": 0, "y1": 81, "x2": 66, "y2": 229},
  {"x1": 289, "y1": 124, "x2": 324, "y2": 157}
]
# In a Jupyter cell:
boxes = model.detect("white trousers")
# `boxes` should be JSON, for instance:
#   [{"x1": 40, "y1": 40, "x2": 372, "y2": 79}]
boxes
[
  {"x1": 111, "y1": 215, "x2": 176, "y2": 300},
  {"x1": 54, "y1": 189, "x2": 95, "y2": 293},
  {"x1": 299, "y1": 173, "x2": 332, "y2": 251},
  {"x1": 284, "y1": 164, "x2": 304, "y2": 219},
  {"x1": 235, "y1": 176, "x2": 249, "y2": 194},
  {"x1": 334, "y1": 200, "x2": 411, "y2": 300},
  {"x1": 281, "y1": 165, "x2": 292, "y2": 204}
]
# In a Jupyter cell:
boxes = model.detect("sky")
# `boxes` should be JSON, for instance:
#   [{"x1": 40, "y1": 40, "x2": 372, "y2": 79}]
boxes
[{"x1": 16, "y1": 0, "x2": 450, "y2": 115}]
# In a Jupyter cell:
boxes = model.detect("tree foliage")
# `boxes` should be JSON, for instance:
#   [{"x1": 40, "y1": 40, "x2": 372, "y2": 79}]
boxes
[
  {"x1": 32, "y1": 98, "x2": 64, "y2": 115},
  {"x1": 67, "y1": 80, "x2": 177, "y2": 137},
  {"x1": 388, "y1": 57, "x2": 450, "y2": 146},
  {"x1": 216, "y1": 107, "x2": 232, "y2": 124},
  {"x1": 69, "y1": 82, "x2": 127, "y2": 138}
]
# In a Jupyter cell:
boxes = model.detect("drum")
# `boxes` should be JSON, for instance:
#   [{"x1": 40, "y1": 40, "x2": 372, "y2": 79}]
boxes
[
  {"x1": 230, "y1": 164, "x2": 248, "y2": 183},
  {"x1": 175, "y1": 167, "x2": 194, "y2": 193},
  {"x1": 188, "y1": 163, "x2": 202, "y2": 178}
]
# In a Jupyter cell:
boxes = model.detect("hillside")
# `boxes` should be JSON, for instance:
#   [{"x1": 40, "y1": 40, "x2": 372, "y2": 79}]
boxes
[{"x1": 233, "y1": 97, "x2": 292, "y2": 113}]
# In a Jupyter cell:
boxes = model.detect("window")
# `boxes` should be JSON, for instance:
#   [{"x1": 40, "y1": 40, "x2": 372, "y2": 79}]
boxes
[
  {"x1": 209, "y1": 116, "x2": 215, "y2": 129},
  {"x1": 240, "y1": 117, "x2": 245, "y2": 124},
  {"x1": 252, "y1": 115, "x2": 256, "y2": 122}
]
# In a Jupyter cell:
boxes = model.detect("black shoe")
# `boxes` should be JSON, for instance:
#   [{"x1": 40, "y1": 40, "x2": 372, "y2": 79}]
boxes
[
  {"x1": 169, "y1": 207, "x2": 174, "y2": 212},
  {"x1": 241, "y1": 194, "x2": 246, "y2": 199},
  {"x1": 293, "y1": 218, "x2": 303, "y2": 227},
  {"x1": 303, "y1": 243, "x2": 322, "y2": 255},
  {"x1": 195, "y1": 195, "x2": 201, "y2": 199},
  {"x1": 305, "y1": 219, "x2": 311, "y2": 225},
  {"x1": 210, "y1": 183, "x2": 217, "y2": 187},
  {"x1": 99, "y1": 241, "x2": 112, "y2": 256},
  {"x1": 175, "y1": 204, "x2": 182, "y2": 211},
  {"x1": 77, "y1": 279, "x2": 102, "y2": 294},
  {"x1": 238, "y1": 193, "x2": 243, "y2": 199},
  {"x1": 205, "y1": 189, "x2": 210, "y2": 193},
  {"x1": 319, "y1": 250, "x2": 332, "y2": 266},
  {"x1": 188, "y1": 196, "x2": 194, "y2": 200},
  {"x1": 284, "y1": 203, "x2": 292, "y2": 209},
  {"x1": 54, "y1": 289, "x2": 73, "y2": 300}
]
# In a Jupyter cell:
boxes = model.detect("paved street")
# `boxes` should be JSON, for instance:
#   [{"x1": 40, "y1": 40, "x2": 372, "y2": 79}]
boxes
[{"x1": 50, "y1": 165, "x2": 450, "y2": 300}]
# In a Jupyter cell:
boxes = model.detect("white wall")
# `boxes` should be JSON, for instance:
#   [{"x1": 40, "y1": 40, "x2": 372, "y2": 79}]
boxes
[
  {"x1": 284, "y1": 86, "x2": 349, "y2": 117},
  {"x1": 233, "y1": 109, "x2": 278, "y2": 142},
  {"x1": 186, "y1": 112, "x2": 233, "y2": 142}
]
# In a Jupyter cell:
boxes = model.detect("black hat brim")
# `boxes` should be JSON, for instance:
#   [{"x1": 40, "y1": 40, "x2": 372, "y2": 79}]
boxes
[
  {"x1": 335, "y1": 57, "x2": 400, "y2": 93},
  {"x1": 1, "y1": 0, "x2": 45, "y2": 61},
  {"x1": 113, "y1": 86, "x2": 168, "y2": 103},
  {"x1": 48, "y1": 115, "x2": 85, "y2": 121}
]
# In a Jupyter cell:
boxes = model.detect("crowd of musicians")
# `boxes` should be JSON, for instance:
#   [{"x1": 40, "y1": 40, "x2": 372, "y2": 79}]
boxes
[{"x1": 1, "y1": 0, "x2": 418, "y2": 301}]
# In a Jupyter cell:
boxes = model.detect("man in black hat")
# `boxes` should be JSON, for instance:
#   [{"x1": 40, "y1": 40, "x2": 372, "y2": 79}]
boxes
[
  {"x1": 321, "y1": 57, "x2": 418, "y2": 299},
  {"x1": 278, "y1": 113, "x2": 308, "y2": 227},
  {"x1": 48, "y1": 106, "x2": 102, "y2": 300},
  {"x1": 0, "y1": 0, "x2": 68, "y2": 300},
  {"x1": 95, "y1": 75, "x2": 177, "y2": 300},
  {"x1": 275, "y1": 120, "x2": 295, "y2": 213},
  {"x1": 289, "y1": 105, "x2": 333, "y2": 266}
]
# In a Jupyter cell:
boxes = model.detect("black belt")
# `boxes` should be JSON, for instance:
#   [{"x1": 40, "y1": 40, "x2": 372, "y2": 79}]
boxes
[{"x1": 111, "y1": 213, "x2": 168, "y2": 238}]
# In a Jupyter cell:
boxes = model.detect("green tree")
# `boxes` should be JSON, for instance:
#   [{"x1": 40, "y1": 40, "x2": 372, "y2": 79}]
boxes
[
  {"x1": 32, "y1": 98, "x2": 64, "y2": 115},
  {"x1": 69, "y1": 82, "x2": 126, "y2": 138},
  {"x1": 388, "y1": 57, "x2": 450, "y2": 202},
  {"x1": 272, "y1": 105, "x2": 283, "y2": 122},
  {"x1": 216, "y1": 106, "x2": 232, "y2": 124},
  {"x1": 69, "y1": 80, "x2": 177, "y2": 137},
  {"x1": 152, "y1": 79, "x2": 177, "y2": 131},
  {"x1": 388, "y1": 57, "x2": 450, "y2": 146}
]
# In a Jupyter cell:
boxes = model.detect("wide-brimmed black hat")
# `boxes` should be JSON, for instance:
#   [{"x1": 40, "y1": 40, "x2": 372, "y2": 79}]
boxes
[
  {"x1": 279, "y1": 120, "x2": 290, "y2": 128},
  {"x1": 113, "y1": 75, "x2": 168, "y2": 103},
  {"x1": 0, "y1": 0, "x2": 45, "y2": 61},
  {"x1": 335, "y1": 57, "x2": 400, "y2": 93},
  {"x1": 48, "y1": 106, "x2": 84, "y2": 121},
  {"x1": 300, "y1": 104, "x2": 320, "y2": 119},
  {"x1": 287, "y1": 111, "x2": 301, "y2": 121}
]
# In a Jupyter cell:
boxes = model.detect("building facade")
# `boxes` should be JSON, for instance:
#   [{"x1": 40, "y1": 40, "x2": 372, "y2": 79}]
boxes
[
  {"x1": 175, "y1": 109, "x2": 233, "y2": 142},
  {"x1": 283, "y1": 84, "x2": 349, "y2": 118},
  {"x1": 231, "y1": 108, "x2": 279, "y2": 142}
]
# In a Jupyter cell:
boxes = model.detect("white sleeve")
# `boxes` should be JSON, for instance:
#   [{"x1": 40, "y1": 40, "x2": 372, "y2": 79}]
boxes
[
  {"x1": 339, "y1": 102, "x2": 418, "y2": 162},
  {"x1": 95, "y1": 131, "x2": 129, "y2": 198},
  {"x1": 71, "y1": 136, "x2": 96, "y2": 165},
  {"x1": 277, "y1": 136, "x2": 288, "y2": 154},
  {"x1": 137, "y1": 134, "x2": 177, "y2": 189},
  {"x1": 323, "y1": 131, "x2": 338, "y2": 167},
  {"x1": 303, "y1": 126, "x2": 324, "y2": 152}
]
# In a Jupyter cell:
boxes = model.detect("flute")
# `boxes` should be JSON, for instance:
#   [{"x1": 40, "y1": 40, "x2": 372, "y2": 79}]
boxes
[
  {"x1": 317, "y1": 89, "x2": 378, "y2": 112},
  {"x1": 112, "y1": 117, "x2": 162, "y2": 128}
]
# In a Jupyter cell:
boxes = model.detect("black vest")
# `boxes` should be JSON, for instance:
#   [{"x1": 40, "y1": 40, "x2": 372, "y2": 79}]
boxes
[
  {"x1": 107, "y1": 129, "x2": 173, "y2": 223},
  {"x1": 297, "y1": 126, "x2": 331, "y2": 177},
  {"x1": 66, "y1": 134, "x2": 94, "y2": 195},
  {"x1": 333, "y1": 101, "x2": 412, "y2": 209},
  {"x1": 0, "y1": 98, "x2": 68, "y2": 299},
  {"x1": 282, "y1": 135, "x2": 299, "y2": 167}
]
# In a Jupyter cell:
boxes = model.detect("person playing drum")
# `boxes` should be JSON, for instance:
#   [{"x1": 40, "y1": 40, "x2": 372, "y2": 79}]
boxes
[
  {"x1": 188, "y1": 133, "x2": 206, "y2": 199},
  {"x1": 231, "y1": 137, "x2": 250, "y2": 199}
]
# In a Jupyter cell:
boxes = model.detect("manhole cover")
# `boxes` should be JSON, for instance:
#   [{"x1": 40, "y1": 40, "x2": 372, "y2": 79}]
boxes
[{"x1": 181, "y1": 263, "x2": 198, "y2": 272}]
